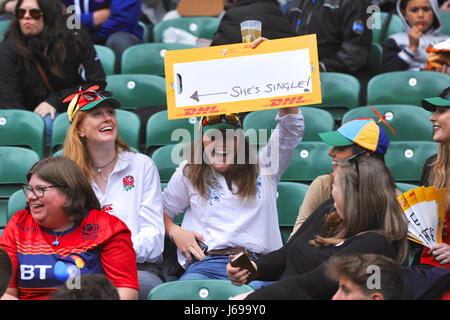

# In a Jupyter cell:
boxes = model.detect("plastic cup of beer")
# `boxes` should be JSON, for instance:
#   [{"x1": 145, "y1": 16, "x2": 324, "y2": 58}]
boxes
[{"x1": 240, "y1": 20, "x2": 262, "y2": 43}]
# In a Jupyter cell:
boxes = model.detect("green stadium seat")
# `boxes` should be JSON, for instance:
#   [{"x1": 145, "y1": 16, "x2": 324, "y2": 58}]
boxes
[
  {"x1": 371, "y1": 12, "x2": 404, "y2": 45},
  {"x1": 438, "y1": 11, "x2": 450, "y2": 36},
  {"x1": 116, "y1": 109, "x2": 141, "y2": 151},
  {"x1": 310, "y1": 72, "x2": 361, "y2": 122},
  {"x1": 385, "y1": 141, "x2": 437, "y2": 183},
  {"x1": 369, "y1": 42, "x2": 383, "y2": 76},
  {"x1": 121, "y1": 43, "x2": 195, "y2": 76},
  {"x1": 0, "y1": 20, "x2": 10, "y2": 42},
  {"x1": 146, "y1": 110, "x2": 199, "y2": 156},
  {"x1": 7, "y1": 189, "x2": 27, "y2": 223},
  {"x1": 138, "y1": 21, "x2": 150, "y2": 42},
  {"x1": 367, "y1": 71, "x2": 450, "y2": 106},
  {"x1": 277, "y1": 182, "x2": 309, "y2": 244},
  {"x1": 151, "y1": 143, "x2": 186, "y2": 182},
  {"x1": 342, "y1": 105, "x2": 433, "y2": 142},
  {"x1": 243, "y1": 107, "x2": 334, "y2": 145},
  {"x1": 281, "y1": 141, "x2": 333, "y2": 183},
  {"x1": 106, "y1": 74, "x2": 167, "y2": 109},
  {"x1": 395, "y1": 182, "x2": 419, "y2": 194},
  {"x1": 0, "y1": 109, "x2": 45, "y2": 159},
  {"x1": 0, "y1": 147, "x2": 39, "y2": 227},
  {"x1": 51, "y1": 113, "x2": 70, "y2": 154},
  {"x1": 148, "y1": 279, "x2": 253, "y2": 300},
  {"x1": 94, "y1": 45, "x2": 116, "y2": 75},
  {"x1": 153, "y1": 16, "x2": 221, "y2": 42}
]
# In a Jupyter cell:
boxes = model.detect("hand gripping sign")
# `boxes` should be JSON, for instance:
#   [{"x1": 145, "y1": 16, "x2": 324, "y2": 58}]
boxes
[
  {"x1": 164, "y1": 34, "x2": 322, "y2": 119},
  {"x1": 398, "y1": 186, "x2": 446, "y2": 248}
]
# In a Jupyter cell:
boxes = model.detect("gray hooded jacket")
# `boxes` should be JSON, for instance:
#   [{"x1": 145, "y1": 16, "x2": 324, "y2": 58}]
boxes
[{"x1": 381, "y1": 0, "x2": 448, "y2": 72}]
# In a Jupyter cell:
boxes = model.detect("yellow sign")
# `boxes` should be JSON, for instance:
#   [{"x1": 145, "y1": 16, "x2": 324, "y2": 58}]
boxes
[{"x1": 164, "y1": 35, "x2": 322, "y2": 119}]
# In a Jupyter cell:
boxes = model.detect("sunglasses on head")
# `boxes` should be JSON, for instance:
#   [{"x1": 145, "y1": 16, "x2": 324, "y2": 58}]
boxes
[
  {"x1": 346, "y1": 151, "x2": 366, "y2": 189},
  {"x1": 201, "y1": 114, "x2": 242, "y2": 128},
  {"x1": 16, "y1": 8, "x2": 43, "y2": 20}
]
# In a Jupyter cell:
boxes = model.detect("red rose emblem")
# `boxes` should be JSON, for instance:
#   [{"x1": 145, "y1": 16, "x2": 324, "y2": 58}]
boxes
[{"x1": 122, "y1": 175, "x2": 135, "y2": 191}]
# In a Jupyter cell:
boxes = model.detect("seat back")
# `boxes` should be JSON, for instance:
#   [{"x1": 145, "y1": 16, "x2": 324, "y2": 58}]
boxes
[
  {"x1": 281, "y1": 142, "x2": 333, "y2": 183},
  {"x1": 342, "y1": 105, "x2": 433, "y2": 142},
  {"x1": 371, "y1": 12, "x2": 404, "y2": 45},
  {"x1": 51, "y1": 113, "x2": 70, "y2": 154},
  {"x1": 243, "y1": 107, "x2": 334, "y2": 145},
  {"x1": 7, "y1": 189, "x2": 27, "y2": 223},
  {"x1": 310, "y1": 72, "x2": 361, "y2": 121},
  {"x1": 0, "y1": 20, "x2": 10, "y2": 42},
  {"x1": 368, "y1": 42, "x2": 383, "y2": 76},
  {"x1": 153, "y1": 16, "x2": 221, "y2": 42},
  {"x1": 367, "y1": 71, "x2": 450, "y2": 106},
  {"x1": 106, "y1": 74, "x2": 167, "y2": 109},
  {"x1": 121, "y1": 43, "x2": 195, "y2": 76},
  {"x1": 146, "y1": 110, "x2": 200, "y2": 155},
  {"x1": 438, "y1": 11, "x2": 450, "y2": 36},
  {"x1": 116, "y1": 109, "x2": 141, "y2": 151},
  {"x1": 277, "y1": 182, "x2": 309, "y2": 244},
  {"x1": 151, "y1": 143, "x2": 186, "y2": 182},
  {"x1": 94, "y1": 45, "x2": 116, "y2": 75},
  {"x1": 385, "y1": 141, "x2": 437, "y2": 183},
  {"x1": 0, "y1": 109, "x2": 45, "y2": 158},
  {"x1": 0, "y1": 147, "x2": 39, "y2": 226},
  {"x1": 148, "y1": 279, "x2": 253, "y2": 300}
]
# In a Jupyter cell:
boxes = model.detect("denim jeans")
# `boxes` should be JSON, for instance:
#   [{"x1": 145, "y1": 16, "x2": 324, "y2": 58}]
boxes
[
  {"x1": 44, "y1": 112, "x2": 60, "y2": 147},
  {"x1": 105, "y1": 31, "x2": 142, "y2": 73},
  {"x1": 179, "y1": 255, "x2": 275, "y2": 290}
]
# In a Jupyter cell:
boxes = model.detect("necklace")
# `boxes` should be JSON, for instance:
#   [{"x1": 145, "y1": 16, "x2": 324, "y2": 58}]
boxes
[
  {"x1": 93, "y1": 155, "x2": 116, "y2": 173},
  {"x1": 52, "y1": 229, "x2": 68, "y2": 246}
]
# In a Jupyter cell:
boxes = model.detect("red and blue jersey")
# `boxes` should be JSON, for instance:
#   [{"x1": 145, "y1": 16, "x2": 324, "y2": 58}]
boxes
[{"x1": 0, "y1": 209, "x2": 138, "y2": 300}]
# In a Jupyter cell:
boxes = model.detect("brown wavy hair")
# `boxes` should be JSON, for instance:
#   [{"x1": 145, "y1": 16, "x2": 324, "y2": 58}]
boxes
[
  {"x1": 310, "y1": 156, "x2": 408, "y2": 264},
  {"x1": 183, "y1": 128, "x2": 259, "y2": 200},
  {"x1": 428, "y1": 143, "x2": 450, "y2": 212}
]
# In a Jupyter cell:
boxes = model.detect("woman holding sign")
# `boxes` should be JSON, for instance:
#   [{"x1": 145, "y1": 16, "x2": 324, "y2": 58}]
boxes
[
  {"x1": 162, "y1": 107, "x2": 303, "y2": 284},
  {"x1": 421, "y1": 87, "x2": 450, "y2": 268}
]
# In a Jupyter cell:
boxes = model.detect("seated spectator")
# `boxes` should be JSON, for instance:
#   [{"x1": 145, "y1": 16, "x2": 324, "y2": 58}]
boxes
[
  {"x1": 0, "y1": 156, "x2": 138, "y2": 300},
  {"x1": 163, "y1": 108, "x2": 304, "y2": 285},
  {"x1": 290, "y1": 114, "x2": 398, "y2": 236},
  {"x1": 61, "y1": 0, "x2": 143, "y2": 73},
  {"x1": 51, "y1": 274, "x2": 119, "y2": 300},
  {"x1": 0, "y1": 0, "x2": 106, "y2": 145},
  {"x1": 381, "y1": 0, "x2": 449, "y2": 73},
  {"x1": 327, "y1": 254, "x2": 405, "y2": 300},
  {"x1": 420, "y1": 87, "x2": 450, "y2": 270},
  {"x1": 285, "y1": 0, "x2": 372, "y2": 88},
  {"x1": 0, "y1": 0, "x2": 15, "y2": 19},
  {"x1": 0, "y1": 248, "x2": 12, "y2": 298},
  {"x1": 210, "y1": 0, "x2": 297, "y2": 46},
  {"x1": 62, "y1": 88, "x2": 165, "y2": 300},
  {"x1": 227, "y1": 156, "x2": 408, "y2": 299}
]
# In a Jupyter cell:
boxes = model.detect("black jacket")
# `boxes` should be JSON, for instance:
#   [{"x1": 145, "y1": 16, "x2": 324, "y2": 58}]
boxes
[
  {"x1": 286, "y1": 0, "x2": 372, "y2": 79},
  {"x1": 211, "y1": 0, "x2": 296, "y2": 46},
  {"x1": 0, "y1": 29, "x2": 106, "y2": 113}
]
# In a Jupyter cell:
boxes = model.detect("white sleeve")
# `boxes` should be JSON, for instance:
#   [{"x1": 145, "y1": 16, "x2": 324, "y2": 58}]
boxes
[
  {"x1": 162, "y1": 161, "x2": 191, "y2": 220},
  {"x1": 131, "y1": 157, "x2": 165, "y2": 263},
  {"x1": 258, "y1": 109, "x2": 304, "y2": 184}
]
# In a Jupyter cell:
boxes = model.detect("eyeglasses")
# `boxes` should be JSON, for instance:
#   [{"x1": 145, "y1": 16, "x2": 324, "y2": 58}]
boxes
[
  {"x1": 15, "y1": 8, "x2": 43, "y2": 20},
  {"x1": 22, "y1": 185, "x2": 64, "y2": 198},
  {"x1": 201, "y1": 114, "x2": 242, "y2": 128}
]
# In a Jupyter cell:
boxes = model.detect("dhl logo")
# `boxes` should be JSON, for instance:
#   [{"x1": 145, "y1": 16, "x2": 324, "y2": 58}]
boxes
[
  {"x1": 182, "y1": 106, "x2": 221, "y2": 116},
  {"x1": 269, "y1": 95, "x2": 306, "y2": 107}
]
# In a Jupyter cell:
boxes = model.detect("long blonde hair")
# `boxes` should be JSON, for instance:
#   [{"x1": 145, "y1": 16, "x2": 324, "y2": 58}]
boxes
[
  {"x1": 428, "y1": 143, "x2": 450, "y2": 212},
  {"x1": 62, "y1": 109, "x2": 131, "y2": 181},
  {"x1": 310, "y1": 156, "x2": 408, "y2": 264}
]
